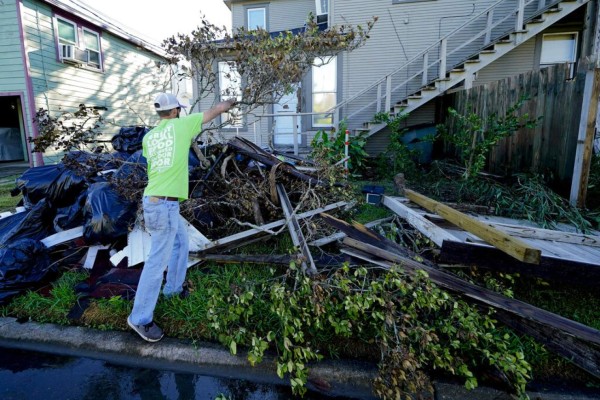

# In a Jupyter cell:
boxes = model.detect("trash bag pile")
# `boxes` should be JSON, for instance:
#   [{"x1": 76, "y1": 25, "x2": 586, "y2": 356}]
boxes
[{"x1": 0, "y1": 131, "x2": 348, "y2": 304}]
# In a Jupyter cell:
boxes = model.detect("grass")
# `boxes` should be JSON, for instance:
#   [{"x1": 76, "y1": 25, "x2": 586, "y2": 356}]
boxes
[{"x1": 0, "y1": 181, "x2": 21, "y2": 213}]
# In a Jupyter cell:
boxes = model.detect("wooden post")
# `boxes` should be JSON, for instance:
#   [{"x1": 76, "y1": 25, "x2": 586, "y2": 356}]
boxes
[
  {"x1": 376, "y1": 83, "x2": 382, "y2": 113},
  {"x1": 484, "y1": 10, "x2": 494, "y2": 46},
  {"x1": 515, "y1": 0, "x2": 525, "y2": 32},
  {"x1": 422, "y1": 52, "x2": 429, "y2": 87},
  {"x1": 439, "y1": 38, "x2": 447, "y2": 80},
  {"x1": 570, "y1": 59, "x2": 600, "y2": 207},
  {"x1": 385, "y1": 75, "x2": 392, "y2": 113}
]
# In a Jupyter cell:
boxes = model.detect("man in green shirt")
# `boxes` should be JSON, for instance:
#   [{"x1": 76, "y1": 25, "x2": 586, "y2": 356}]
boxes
[{"x1": 128, "y1": 93, "x2": 235, "y2": 342}]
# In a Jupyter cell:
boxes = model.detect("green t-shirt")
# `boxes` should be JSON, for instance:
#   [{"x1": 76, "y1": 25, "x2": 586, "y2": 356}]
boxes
[{"x1": 142, "y1": 113, "x2": 204, "y2": 200}]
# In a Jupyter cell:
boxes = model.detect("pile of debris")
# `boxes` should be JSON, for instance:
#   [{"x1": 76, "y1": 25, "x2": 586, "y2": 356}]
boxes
[
  {"x1": 1, "y1": 126, "x2": 600, "y2": 382},
  {"x1": 0, "y1": 129, "x2": 351, "y2": 304}
]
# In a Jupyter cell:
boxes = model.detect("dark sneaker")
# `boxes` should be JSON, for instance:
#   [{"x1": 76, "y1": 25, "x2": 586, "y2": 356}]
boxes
[
  {"x1": 179, "y1": 283, "x2": 190, "y2": 299},
  {"x1": 127, "y1": 316, "x2": 164, "y2": 342}
]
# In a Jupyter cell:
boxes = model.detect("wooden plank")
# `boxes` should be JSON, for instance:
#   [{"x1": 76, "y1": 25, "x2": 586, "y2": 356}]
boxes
[
  {"x1": 277, "y1": 183, "x2": 317, "y2": 275},
  {"x1": 309, "y1": 217, "x2": 394, "y2": 247},
  {"x1": 570, "y1": 65, "x2": 600, "y2": 207},
  {"x1": 404, "y1": 189, "x2": 541, "y2": 264},
  {"x1": 440, "y1": 240, "x2": 600, "y2": 286},
  {"x1": 194, "y1": 201, "x2": 347, "y2": 255},
  {"x1": 342, "y1": 242, "x2": 600, "y2": 379},
  {"x1": 382, "y1": 196, "x2": 460, "y2": 247}
]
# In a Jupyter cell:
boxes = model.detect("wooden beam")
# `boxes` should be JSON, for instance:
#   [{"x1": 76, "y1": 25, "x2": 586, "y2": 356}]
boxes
[
  {"x1": 382, "y1": 196, "x2": 460, "y2": 247},
  {"x1": 404, "y1": 189, "x2": 541, "y2": 264},
  {"x1": 193, "y1": 201, "x2": 347, "y2": 255},
  {"x1": 40, "y1": 226, "x2": 83, "y2": 248},
  {"x1": 277, "y1": 183, "x2": 317, "y2": 275},
  {"x1": 416, "y1": 207, "x2": 600, "y2": 247},
  {"x1": 309, "y1": 217, "x2": 394, "y2": 247},
  {"x1": 570, "y1": 62, "x2": 600, "y2": 207},
  {"x1": 440, "y1": 240, "x2": 600, "y2": 286},
  {"x1": 342, "y1": 239, "x2": 600, "y2": 378}
]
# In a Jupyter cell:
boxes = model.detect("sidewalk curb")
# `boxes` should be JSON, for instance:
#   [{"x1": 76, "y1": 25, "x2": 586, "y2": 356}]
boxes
[
  {"x1": 0, "y1": 317, "x2": 598, "y2": 399},
  {"x1": 0, "y1": 317, "x2": 378, "y2": 399}
]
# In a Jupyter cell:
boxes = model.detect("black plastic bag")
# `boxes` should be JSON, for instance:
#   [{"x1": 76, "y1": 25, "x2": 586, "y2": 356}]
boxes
[
  {"x1": 15, "y1": 165, "x2": 87, "y2": 209},
  {"x1": 111, "y1": 126, "x2": 149, "y2": 154},
  {"x1": 53, "y1": 191, "x2": 87, "y2": 232},
  {"x1": 112, "y1": 150, "x2": 147, "y2": 182},
  {"x1": 82, "y1": 182, "x2": 137, "y2": 245},
  {"x1": 0, "y1": 238, "x2": 52, "y2": 304},
  {"x1": 0, "y1": 199, "x2": 55, "y2": 244}
]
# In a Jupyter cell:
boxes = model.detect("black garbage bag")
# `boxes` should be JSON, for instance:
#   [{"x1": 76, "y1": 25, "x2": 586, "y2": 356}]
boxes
[
  {"x1": 63, "y1": 150, "x2": 127, "y2": 173},
  {"x1": 15, "y1": 165, "x2": 87, "y2": 209},
  {"x1": 0, "y1": 238, "x2": 52, "y2": 304},
  {"x1": 82, "y1": 182, "x2": 137, "y2": 245},
  {"x1": 112, "y1": 150, "x2": 147, "y2": 182},
  {"x1": 53, "y1": 191, "x2": 87, "y2": 232},
  {"x1": 111, "y1": 126, "x2": 149, "y2": 154},
  {"x1": 0, "y1": 199, "x2": 55, "y2": 244}
]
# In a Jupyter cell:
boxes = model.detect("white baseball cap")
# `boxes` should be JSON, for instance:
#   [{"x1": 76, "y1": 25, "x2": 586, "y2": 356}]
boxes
[{"x1": 153, "y1": 92, "x2": 186, "y2": 111}]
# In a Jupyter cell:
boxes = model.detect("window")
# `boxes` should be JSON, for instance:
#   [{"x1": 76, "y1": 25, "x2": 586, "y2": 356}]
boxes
[
  {"x1": 83, "y1": 29, "x2": 101, "y2": 68},
  {"x1": 57, "y1": 18, "x2": 77, "y2": 45},
  {"x1": 312, "y1": 56, "x2": 337, "y2": 127},
  {"x1": 218, "y1": 62, "x2": 243, "y2": 128},
  {"x1": 247, "y1": 7, "x2": 266, "y2": 30},
  {"x1": 540, "y1": 33, "x2": 577, "y2": 77},
  {"x1": 55, "y1": 16, "x2": 102, "y2": 70},
  {"x1": 316, "y1": 0, "x2": 328, "y2": 16}
]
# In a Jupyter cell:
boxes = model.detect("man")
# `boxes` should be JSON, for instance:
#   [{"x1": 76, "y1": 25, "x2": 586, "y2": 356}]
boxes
[{"x1": 127, "y1": 92, "x2": 235, "y2": 342}]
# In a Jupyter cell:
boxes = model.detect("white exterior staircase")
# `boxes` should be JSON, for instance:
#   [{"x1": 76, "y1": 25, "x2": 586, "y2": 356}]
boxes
[{"x1": 334, "y1": 0, "x2": 591, "y2": 136}]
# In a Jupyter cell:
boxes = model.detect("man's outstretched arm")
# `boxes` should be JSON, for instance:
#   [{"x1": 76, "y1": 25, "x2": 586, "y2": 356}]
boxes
[{"x1": 202, "y1": 99, "x2": 236, "y2": 123}]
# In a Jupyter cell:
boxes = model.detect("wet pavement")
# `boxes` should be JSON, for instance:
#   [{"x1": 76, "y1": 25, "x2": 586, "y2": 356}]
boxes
[{"x1": 0, "y1": 347, "x2": 358, "y2": 400}]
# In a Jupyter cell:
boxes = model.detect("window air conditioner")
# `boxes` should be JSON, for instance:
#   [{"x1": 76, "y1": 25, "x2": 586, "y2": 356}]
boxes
[{"x1": 61, "y1": 44, "x2": 89, "y2": 64}]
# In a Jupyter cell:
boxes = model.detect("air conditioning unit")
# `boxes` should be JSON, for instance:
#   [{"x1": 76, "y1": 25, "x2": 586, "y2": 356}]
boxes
[{"x1": 61, "y1": 44, "x2": 89, "y2": 64}]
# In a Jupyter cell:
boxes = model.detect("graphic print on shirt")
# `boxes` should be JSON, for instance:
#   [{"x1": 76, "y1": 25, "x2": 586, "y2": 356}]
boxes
[{"x1": 146, "y1": 125, "x2": 176, "y2": 172}]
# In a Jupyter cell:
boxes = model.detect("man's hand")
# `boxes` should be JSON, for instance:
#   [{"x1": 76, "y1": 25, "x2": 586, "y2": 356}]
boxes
[{"x1": 203, "y1": 99, "x2": 237, "y2": 123}]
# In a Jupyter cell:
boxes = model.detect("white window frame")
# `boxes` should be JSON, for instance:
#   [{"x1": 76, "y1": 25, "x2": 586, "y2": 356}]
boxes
[
  {"x1": 540, "y1": 32, "x2": 578, "y2": 78},
  {"x1": 56, "y1": 16, "x2": 78, "y2": 45},
  {"x1": 218, "y1": 61, "x2": 243, "y2": 128},
  {"x1": 247, "y1": 7, "x2": 266, "y2": 30},
  {"x1": 82, "y1": 28, "x2": 102, "y2": 68},
  {"x1": 316, "y1": 0, "x2": 329, "y2": 16},
  {"x1": 55, "y1": 15, "x2": 103, "y2": 71},
  {"x1": 312, "y1": 56, "x2": 337, "y2": 128}
]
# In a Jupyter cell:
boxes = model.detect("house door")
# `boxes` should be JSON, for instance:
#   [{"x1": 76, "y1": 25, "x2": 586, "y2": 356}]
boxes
[
  {"x1": 0, "y1": 96, "x2": 27, "y2": 162},
  {"x1": 273, "y1": 84, "x2": 301, "y2": 146}
]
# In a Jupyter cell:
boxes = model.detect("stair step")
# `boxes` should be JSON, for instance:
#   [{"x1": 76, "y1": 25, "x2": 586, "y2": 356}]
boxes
[
  {"x1": 480, "y1": 49, "x2": 497, "y2": 54},
  {"x1": 465, "y1": 59, "x2": 481, "y2": 64},
  {"x1": 435, "y1": 77, "x2": 451, "y2": 82},
  {"x1": 527, "y1": 18, "x2": 546, "y2": 24},
  {"x1": 422, "y1": 85, "x2": 437, "y2": 91},
  {"x1": 545, "y1": 7, "x2": 563, "y2": 13},
  {"x1": 451, "y1": 68, "x2": 466, "y2": 73}
]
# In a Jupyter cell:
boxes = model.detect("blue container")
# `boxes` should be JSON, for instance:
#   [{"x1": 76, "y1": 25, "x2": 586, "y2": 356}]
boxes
[{"x1": 401, "y1": 124, "x2": 435, "y2": 164}]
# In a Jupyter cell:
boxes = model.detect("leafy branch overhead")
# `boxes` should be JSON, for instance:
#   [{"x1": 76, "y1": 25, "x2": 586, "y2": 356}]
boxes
[{"x1": 162, "y1": 14, "x2": 377, "y2": 113}]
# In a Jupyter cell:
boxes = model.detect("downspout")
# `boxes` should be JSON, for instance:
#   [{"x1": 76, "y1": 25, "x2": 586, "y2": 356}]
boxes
[{"x1": 17, "y1": 0, "x2": 44, "y2": 167}]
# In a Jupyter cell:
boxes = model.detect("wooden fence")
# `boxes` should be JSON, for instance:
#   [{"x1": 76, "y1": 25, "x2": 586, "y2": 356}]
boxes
[{"x1": 441, "y1": 63, "x2": 587, "y2": 192}]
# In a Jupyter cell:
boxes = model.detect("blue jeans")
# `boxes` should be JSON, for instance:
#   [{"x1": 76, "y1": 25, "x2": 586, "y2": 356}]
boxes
[{"x1": 129, "y1": 196, "x2": 189, "y2": 325}]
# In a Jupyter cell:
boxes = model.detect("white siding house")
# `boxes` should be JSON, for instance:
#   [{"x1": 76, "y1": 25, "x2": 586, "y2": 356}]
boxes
[
  {"x1": 214, "y1": 0, "x2": 598, "y2": 156},
  {"x1": 0, "y1": 0, "x2": 175, "y2": 166}
]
